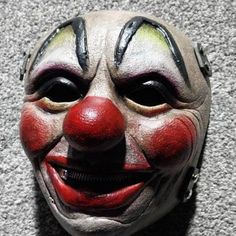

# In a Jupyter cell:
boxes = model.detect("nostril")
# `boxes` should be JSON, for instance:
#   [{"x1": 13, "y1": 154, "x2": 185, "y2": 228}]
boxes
[{"x1": 63, "y1": 96, "x2": 126, "y2": 152}]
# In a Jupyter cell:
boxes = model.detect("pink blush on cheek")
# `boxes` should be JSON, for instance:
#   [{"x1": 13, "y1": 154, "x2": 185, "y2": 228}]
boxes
[
  {"x1": 144, "y1": 116, "x2": 197, "y2": 169},
  {"x1": 20, "y1": 107, "x2": 54, "y2": 157}
]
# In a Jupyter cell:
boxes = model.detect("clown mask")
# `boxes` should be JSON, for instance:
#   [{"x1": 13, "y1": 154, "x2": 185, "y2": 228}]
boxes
[{"x1": 20, "y1": 10, "x2": 211, "y2": 236}]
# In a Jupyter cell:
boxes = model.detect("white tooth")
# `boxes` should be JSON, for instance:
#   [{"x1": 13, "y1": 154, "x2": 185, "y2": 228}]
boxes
[
  {"x1": 74, "y1": 172, "x2": 79, "y2": 179},
  {"x1": 81, "y1": 173, "x2": 85, "y2": 181},
  {"x1": 91, "y1": 176, "x2": 96, "y2": 182},
  {"x1": 60, "y1": 169, "x2": 68, "y2": 180},
  {"x1": 69, "y1": 171, "x2": 73, "y2": 178},
  {"x1": 68, "y1": 170, "x2": 75, "y2": 179},
  {"x1": 85, "y1": 174, "x2": 89, "y2": 182},
  {"x1": 75, "y1": 172, "x2": 79, "y2": 179}
]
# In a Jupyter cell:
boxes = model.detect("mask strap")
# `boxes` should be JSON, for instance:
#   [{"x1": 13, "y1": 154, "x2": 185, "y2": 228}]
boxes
[
  {"x1": 178, "y1": 166, "x2": 200, "y2": 202},
  {"x1": 19, "y1": 51, "x2": 31, "y2": 81},
  {"x1": 194, "y1": 43, "x2": 212, "y2": 78}
]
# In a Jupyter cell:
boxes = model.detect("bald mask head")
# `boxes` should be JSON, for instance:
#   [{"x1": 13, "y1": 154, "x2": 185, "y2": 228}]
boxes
[{"x1": 20, "y1": 10, "x2": 211, "y2": 236}]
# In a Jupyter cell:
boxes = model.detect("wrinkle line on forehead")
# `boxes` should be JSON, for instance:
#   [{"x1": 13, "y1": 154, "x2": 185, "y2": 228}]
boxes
[
  {"x1": 114, "y1": 16, "x2": 190, "y2": 88},
  {"x1": 72, "y1": 17, "x2": 89, "y2": 71}
]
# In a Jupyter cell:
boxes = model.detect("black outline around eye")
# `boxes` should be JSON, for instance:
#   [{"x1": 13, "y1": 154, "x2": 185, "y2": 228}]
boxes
[
  {"x1": 38, "y1": 77, "x2": 83, "y2": 102},
  {"x1": 123, "y1": 81, "x2": 174, "y2": 107}
]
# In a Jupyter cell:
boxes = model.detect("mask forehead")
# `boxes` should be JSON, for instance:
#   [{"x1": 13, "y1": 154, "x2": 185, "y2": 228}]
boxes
[
  {"x1": 33, "y1": 25, "x2": 78, "y2": 69},
  {"x1": 27, "y1": 12, "x2": 210, "y2": 109}
]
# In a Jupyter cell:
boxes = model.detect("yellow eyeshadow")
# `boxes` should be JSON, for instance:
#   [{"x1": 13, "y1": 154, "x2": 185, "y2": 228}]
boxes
[
  {"x1": 47, "y1": 25, "x2": 75, "y2": 49},
  {"x1": 136, "y1": 24, "x2": 169, "y2": 50}
]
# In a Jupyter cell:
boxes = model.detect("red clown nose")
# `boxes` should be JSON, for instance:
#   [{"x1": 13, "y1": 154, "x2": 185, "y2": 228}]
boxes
[{"x1": 63, "y1": 96, "x2": 125, "y2": 152}]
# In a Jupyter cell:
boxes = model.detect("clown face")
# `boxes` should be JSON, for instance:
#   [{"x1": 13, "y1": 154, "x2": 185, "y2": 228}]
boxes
[{"x1": 20, "y1": 11, "x2": 211, "y2": 236}]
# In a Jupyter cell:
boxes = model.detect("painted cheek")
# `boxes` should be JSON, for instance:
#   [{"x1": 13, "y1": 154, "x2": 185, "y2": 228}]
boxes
[
  {"x1": 20, "y1": 105, "x2": 59, "y2": 158},
  {"x1": 144, "y1": 116, "x2": 197, "y2": 169}
]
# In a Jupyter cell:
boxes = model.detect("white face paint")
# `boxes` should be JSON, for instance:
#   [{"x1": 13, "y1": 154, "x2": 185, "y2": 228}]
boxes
[{"x1": 20, "y1": 10, "x2": 211, "y2": 236}]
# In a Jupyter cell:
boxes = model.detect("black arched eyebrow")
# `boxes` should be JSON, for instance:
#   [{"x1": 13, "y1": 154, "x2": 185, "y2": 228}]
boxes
[
  {"x1": 114, "y1": 16, "x2": 190, "y2": 87},
  {"x1": 72, "y1": 17, "x2": 89, "y2": 71}
]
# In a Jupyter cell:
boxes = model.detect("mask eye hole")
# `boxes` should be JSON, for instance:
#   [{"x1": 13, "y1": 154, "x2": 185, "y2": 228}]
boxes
[
  {"x1": 38, "y1": 77, "x2": 84, "y2": 102},
  {"x1": 125, "y1": 81, "x2": 168, "y2": 107}
]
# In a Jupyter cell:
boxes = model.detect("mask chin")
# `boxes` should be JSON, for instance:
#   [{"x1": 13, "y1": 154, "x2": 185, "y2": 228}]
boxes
[{"x1": 37, "y1": 151, "x2": 190, "y2": 236}]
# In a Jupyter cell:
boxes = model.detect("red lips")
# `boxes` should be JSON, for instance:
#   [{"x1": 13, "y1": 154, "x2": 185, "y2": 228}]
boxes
[{"x1": 44, "y1": 156, "x2": 148, "y2": 210}]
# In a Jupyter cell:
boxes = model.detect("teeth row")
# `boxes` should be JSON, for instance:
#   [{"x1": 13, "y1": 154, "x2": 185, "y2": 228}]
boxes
[{"x1": 58, "y1": 168, "x2": 144, "y2": 183}]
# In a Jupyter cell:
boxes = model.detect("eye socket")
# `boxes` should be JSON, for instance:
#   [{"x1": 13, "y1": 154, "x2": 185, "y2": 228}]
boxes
[
  {"x1": 125, "y1": 81, "x2": 168, "y2": 107},
  {"x1": 38, "y1": 77, "x2": 83, "y2": 102}
]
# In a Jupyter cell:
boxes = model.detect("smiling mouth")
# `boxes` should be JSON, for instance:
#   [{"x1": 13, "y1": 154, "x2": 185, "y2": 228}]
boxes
[
  {"x1": 58, "y1": 167, "x2": 153, "y2": 195},
  {"x1": 43, "y1": 157, "x2": 156, "y2": 210}
]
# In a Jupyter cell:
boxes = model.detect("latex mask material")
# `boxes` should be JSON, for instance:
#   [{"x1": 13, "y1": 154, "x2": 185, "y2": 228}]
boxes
[{"x1": 20, "y1": 10, "x2": 211, "y2": 236}]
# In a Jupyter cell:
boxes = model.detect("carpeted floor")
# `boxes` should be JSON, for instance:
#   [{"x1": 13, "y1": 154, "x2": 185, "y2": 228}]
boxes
[{"x1": 0, "y1": 0, "x2": 235, "y2": 235}]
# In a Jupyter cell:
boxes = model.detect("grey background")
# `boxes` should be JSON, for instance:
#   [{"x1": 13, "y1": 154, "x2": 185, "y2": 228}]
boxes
[{"x1": 0, "y1": 0, "x2": 235, "y2": 235}]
